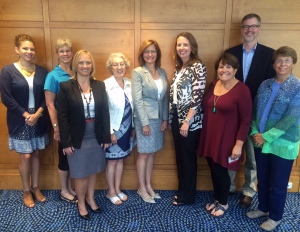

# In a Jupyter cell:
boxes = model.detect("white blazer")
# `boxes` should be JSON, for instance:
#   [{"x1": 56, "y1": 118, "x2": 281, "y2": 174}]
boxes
[{"x1": 104, "y1": 76, "x2": 133, "y2": 134}]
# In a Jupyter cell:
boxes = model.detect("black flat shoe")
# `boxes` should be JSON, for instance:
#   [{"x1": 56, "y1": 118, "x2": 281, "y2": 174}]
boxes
[{"x1": 86, "y1": 200, "x2": 103, "y2": 213}]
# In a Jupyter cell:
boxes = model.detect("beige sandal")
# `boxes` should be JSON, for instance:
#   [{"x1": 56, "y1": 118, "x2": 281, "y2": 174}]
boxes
[
  {"x1": 23, "y1": 191, "x2": 35, "y2": 208},
  {"x1": 31, "y1": 186, "x2": 46, "y2": 202}
]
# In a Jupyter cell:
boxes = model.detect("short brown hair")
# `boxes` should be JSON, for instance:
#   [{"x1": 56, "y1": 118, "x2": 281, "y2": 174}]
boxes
[
  {"x1": 241, "y1": 13, "x2": 261, "y2": 25},
  {"x1": 272, "y1": 46, "x2": 297, "y2": 64},
  {"x1": 72, "y1": 50, "x2": 95, "y2": 80},
  {"x1": 137, "y1": 40, "x2": 161, "y2": 67},
  {"x1": 174, "y1": 32, "x2": 202, "y2": 71},
  {"x1": 14, "y1": 34, "x2": 34, "y2": 48},
  {"x1": 215, "y1": 53, "x2": 240, "y2": 71}
]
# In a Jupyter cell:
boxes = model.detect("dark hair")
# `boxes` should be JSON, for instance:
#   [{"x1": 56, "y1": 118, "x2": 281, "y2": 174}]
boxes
[
  {"x1": 174, "y1": 32, "x2": 202, "y2": 71},
  {"x1": 215, "y1": 53, "x2": 240, "y2": 71},
  {"x1": 137, "y1": 40, "x2": 161, "y2": 67},
  {"x1": 241, "y1": 13, "x2": 261, "y2": 25},
  {"x1": 14, "y1": 34, "x2": 35, "y2": 47},
  {"x1": 272, "y1": 46, "x2": 297, "y2": 64}
]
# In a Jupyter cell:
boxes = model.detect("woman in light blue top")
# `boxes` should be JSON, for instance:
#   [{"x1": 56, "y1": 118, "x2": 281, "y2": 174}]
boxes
[
  {"x1": 132, "y1": 40, "x2": 169, "y2": 203},
  {"x1": 247, "y1": 46, "x2": 300, "y2": 231},
  {"x1": 104, "y1": 52, "x2": 135, "y2": 205}
]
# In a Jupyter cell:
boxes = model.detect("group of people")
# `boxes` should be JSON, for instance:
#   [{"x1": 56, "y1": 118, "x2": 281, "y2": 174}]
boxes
[{"x1": 0, "y1": 13, "x2": 299, "y2": 231}]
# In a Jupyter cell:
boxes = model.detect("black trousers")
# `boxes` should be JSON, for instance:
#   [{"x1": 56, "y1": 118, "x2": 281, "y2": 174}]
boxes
[
  {"x1": 58, "y1": 142, "x2": 69, "y2": 171},
  {"x1": 206, "y1": 157, "x2": 230, "y2": 205},
  {"x1": 171, "y1": 109, "x2": 200, "y2": 204}
]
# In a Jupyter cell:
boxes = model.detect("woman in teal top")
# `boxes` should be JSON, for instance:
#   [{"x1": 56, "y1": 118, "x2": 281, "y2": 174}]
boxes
[{"x1": 246, "y1": 46, "x2": 300, "y2": 231}]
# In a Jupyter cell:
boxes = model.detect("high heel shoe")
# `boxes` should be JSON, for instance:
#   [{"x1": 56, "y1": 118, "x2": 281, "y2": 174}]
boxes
[
  {"x1": 78, "y1": 208, "x2": 90, "y2": 220},
  {"x1": 137, "y1": 190, "x2": 155, "y2": 204},
  {"x1": 150, "y1": 192, "x2": 161, "y2": 199},
  {"x1": 85, "y1": 200, "x2": 103, "y2": 213}
]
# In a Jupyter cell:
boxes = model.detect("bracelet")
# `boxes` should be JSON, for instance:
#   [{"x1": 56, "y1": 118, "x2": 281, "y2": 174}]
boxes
[
  {"x1": 39, "y1": 112, "x2": 43, "y2": 117},
  {"x1": 53, "y1": 123, "x2": 59, "y2": 127}
]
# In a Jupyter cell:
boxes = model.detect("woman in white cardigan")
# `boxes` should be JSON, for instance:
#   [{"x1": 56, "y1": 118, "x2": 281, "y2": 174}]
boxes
[{"x1": 104, "y1": 52, "x2": 135, "y2": 205}]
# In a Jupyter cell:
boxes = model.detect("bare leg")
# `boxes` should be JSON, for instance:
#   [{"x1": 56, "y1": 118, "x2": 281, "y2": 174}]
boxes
[
  {"x1": 74, "y1": 177, "x2": 88, "y2": 216},
  {"x1": 115, "y1": 159, "x2": 125, "y2": 196},
  {"x1": 67, "y1": 174, "x2": 76, "y2": 196},
  {"x1": 86, "y1": 174, "x2": 99, "y2": 210},
  {"x1": 19, "y1": 153, "x2": 32, "y2": 191},
  {"x1": 145, "y1": 153, "x2": 155, "y2": 195},
  {"x1": 106, "y1": 160, "x2": 122, "y2": 204},
  {"x1": 136, "y1": 153, "x2": 152, "y2": 199},
  {"x1": 30, "y1": 150, "x2": 40, "y2": 188},
  {"x1": 59, "y1": 169, "x2": 75, "y2": 200}
]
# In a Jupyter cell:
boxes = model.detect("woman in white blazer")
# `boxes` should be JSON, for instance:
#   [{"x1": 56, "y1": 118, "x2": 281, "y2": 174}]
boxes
[
  {"x1": 104, "y1": 52, "x2": 135, "y2": 205},
  {"x1": 132, "y1": 40, "x2": 169, "y2": 203}
]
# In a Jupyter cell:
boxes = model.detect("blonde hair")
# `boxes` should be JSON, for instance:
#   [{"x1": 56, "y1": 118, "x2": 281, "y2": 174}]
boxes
[
  {"x1": 106, "y1": 52, "x2": 130, "y2": 73},
  {"x1": 56, "y1": 38, "x2": 72, "y2": 53},
  {"x1": 72, "y1": 50, "x2": 95, "y2": 80}
]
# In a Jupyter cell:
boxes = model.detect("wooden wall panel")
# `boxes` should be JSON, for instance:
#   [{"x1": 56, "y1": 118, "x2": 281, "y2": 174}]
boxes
[
  {"x1": 0, "y1": 0, "x2": 299, "y2": 191},
  {"x1": 0, "y1": 0, "x2": 43, "y2": 21},
  {"x1": 141, "y1": 0, "x2": 226, "y2": 23},
  {"x1": 232, "y1": 0, "x2": 300, "y2": 24},
  {"x1": 48, "y1": 0, "x2": 134, "y2": 23},
  {"x1": 49, "y1": 29, "x2": 135, "y2": 80}
]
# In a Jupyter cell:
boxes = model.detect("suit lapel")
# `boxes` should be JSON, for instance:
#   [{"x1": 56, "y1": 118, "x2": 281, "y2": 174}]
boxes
[
  {"x1": 142, "y1": 66, "x2": 158, "y2": 99},
  {"x1": 71, "y1": 79, "x2": 85, "y2": 118}
]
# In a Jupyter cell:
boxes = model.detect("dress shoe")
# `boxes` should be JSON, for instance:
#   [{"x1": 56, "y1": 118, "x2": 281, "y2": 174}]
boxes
[
  {"x1": 86, "y1": 200, "x2": 103, "y2": 213},
  {"x1": 78, "y1": 208, "x2": 90, "y2": 220},
  {"x1": 137, "y1": 190, "x2": 155, "y2": 203},
  {"x1": 239, "y1": 195, "x2": 253, "y2": 208}
]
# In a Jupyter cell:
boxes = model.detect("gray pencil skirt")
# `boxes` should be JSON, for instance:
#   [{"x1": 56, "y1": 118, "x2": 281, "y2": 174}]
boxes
[{"x1": 68, "y1": 121, "x2": 106, "y2": 178}]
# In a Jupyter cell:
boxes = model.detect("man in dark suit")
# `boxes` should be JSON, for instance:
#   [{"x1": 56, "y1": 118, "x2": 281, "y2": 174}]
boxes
[{"x1": 225, "y1": 13, "x2": 276, "y2": 208}]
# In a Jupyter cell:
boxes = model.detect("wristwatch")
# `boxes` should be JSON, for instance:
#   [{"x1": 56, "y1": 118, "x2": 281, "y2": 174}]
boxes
[
  {"x1": 53, "y1": 123, "x2": 59, "y2": 127},
  {"x1": 184, "y1": 118, "x2": 190, "y2": 124}
]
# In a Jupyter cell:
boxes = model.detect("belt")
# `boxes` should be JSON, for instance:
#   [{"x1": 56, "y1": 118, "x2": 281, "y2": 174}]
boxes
[{"x1": 85, "y1": 118, "x2": 95, "y2": 122}]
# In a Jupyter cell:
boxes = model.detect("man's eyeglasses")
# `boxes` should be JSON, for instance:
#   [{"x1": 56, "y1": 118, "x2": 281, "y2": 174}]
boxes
[{"x1": 241, "y1": 24, "x2": 260, "y2": 30}]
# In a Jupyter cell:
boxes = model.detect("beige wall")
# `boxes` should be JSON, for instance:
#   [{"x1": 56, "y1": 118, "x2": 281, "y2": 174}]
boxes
[{"x1": 0, "y1": 0, "x2": 299, "y2": 191}]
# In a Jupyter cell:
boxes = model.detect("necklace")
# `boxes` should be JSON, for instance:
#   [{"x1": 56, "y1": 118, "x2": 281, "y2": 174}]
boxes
[
  {"x1": 20, "y1": 63, "x2": 35, "y2": 77},
  {"x1": 149, "y1": 69, "x2": 156, "y2": 75},
  {"x1": 78, "y1": 83, "x2": 93, "y2": 119},
  {"x1": 213, "y1": 95, "x2": 221, "y2": 113}
]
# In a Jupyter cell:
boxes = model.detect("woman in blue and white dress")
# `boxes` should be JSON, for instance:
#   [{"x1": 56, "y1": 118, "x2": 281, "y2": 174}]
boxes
[{"x1": 104, "y1": 52, "x2": 135, "y2": 205}]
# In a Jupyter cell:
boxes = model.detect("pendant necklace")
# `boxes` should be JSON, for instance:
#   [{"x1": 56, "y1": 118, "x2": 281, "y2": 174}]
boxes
[
  {"x1": 213, "y1": 95, "x2": 221, "y2": 113},
  {"x1": 78, "y1": 83, "x2": 93, "y2": 119}
]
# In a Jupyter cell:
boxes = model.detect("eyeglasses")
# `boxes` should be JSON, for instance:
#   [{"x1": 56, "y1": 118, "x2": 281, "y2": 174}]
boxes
[
  {"x1": 241, "y1": 24, "x2": 260, "y2": 30},
  {"x1": 144, "y1": 50, "x2": 157, "y2": 54},
  {"x1": 275, "y1": 59, "x2": 293, "y2": 64},
  {"x1": 111, "y1": 63, "x2": 125, "y2": 68}
]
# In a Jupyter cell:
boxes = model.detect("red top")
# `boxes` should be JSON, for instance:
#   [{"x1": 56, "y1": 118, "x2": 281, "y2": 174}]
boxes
[{"x1": 198, "y1": 80, "x2": 252, "y2": 171}]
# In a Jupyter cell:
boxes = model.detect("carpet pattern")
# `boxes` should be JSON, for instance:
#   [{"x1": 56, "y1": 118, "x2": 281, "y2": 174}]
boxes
[{"x1": 0, "y1": 190, "x2": 299, "y2": 231}]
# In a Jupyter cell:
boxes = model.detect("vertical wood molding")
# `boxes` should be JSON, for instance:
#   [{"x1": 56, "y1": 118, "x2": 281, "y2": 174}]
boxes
[
  {"x1": 134, "y1": 0, "x2": 141, "y2": 67},
  {"x1": 223, "y1": 0, "x2": 234, "y2": 50},
  {"x1": 41, "y1": 0, "x2": 52, "y2": 70}
]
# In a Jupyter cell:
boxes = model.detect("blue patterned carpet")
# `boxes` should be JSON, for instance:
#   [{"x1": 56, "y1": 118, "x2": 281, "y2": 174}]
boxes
[{"x1": 0, "y1": 190, "x2": 299, "y2": 231}]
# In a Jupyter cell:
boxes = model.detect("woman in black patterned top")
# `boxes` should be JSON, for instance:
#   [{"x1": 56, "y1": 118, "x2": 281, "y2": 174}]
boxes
[{"x1": 169, "y1": 32, "x2": 207, "y2": 206}]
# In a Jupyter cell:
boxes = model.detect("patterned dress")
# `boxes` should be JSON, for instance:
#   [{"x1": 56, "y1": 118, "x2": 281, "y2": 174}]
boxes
[{"x1": 106, "y1": 94, "x2": 134, "y2": 159}]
